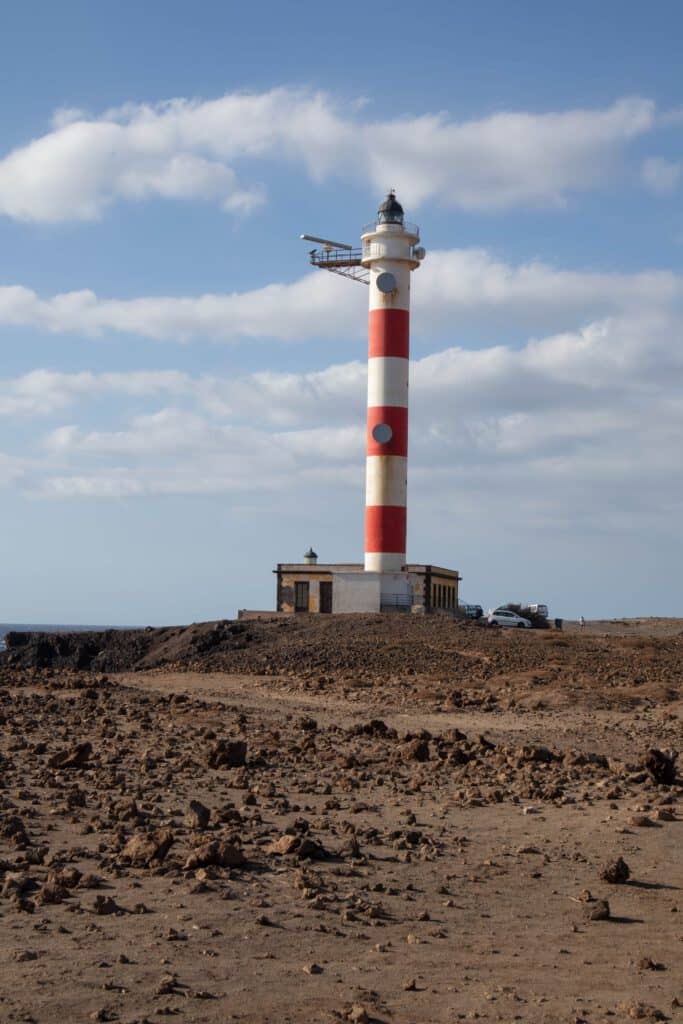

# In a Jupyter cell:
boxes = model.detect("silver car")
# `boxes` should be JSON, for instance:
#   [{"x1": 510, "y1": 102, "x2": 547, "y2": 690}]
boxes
[{"x1": 488, "y1": 607, "x2": 532, "y2": 628}]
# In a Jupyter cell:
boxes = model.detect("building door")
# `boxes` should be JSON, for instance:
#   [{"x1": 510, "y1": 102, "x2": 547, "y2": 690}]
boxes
[
  {"x1": 294, "y1": 581, "x2": 309, "y2": 612},
  {"x1": 319, "y1": 581, "x2": 333, "y2": 613}
]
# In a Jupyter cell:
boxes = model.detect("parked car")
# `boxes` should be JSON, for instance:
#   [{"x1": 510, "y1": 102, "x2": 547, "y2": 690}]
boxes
[{"x1": 488, "y1": 607, "x2": 532, "y2": 628}]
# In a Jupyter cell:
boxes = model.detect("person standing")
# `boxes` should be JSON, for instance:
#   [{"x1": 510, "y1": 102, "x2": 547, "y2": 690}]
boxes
[{"x1": 579, "y1": 615, "x2": 585, "y2": 629}]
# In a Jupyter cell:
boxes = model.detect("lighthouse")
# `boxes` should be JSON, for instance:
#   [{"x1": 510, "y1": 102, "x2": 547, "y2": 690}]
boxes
[
  {"x1": 280, "y1": 195, "x2": 463, "y2": 620},
  {"x1": 361, "y1": 192, "x2": 423, "y2": 572}
]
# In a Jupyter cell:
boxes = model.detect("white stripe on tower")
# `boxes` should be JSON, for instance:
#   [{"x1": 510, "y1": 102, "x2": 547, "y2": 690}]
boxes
[{"x1": 360, "y1": 193, "x2": 422, "y2": 573}]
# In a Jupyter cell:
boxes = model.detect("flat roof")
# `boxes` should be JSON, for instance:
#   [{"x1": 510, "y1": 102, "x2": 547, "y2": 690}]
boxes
[
  {"x1": 407, "y1": 565, "x2": 460, "y2": 577},
  {"x1": 276, "y1": 563, "x2": 363, "y2": 571},
  {"x1": 275, "y1": 563, "x2": 460, "y2": 577}
]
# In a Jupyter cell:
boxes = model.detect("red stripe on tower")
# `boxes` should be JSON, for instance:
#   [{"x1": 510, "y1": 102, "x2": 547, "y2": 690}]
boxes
[
  {"x1": 365, "y1": 505, "x2": 407, "y2": 554},
  {"x1": 368, "y1": 309, "x2": 410, "y2": 358},
  {"x1": 366, "y1": 405, "x2": 408, "y2": 457}
]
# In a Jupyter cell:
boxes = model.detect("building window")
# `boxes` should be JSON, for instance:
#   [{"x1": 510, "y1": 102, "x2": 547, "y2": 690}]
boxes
[{"x1": 294, "y1": 581, "x2": 309, "y2": 612}]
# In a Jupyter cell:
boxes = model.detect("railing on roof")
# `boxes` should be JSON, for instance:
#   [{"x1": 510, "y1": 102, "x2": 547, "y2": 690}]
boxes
[
  {"x1": 307, "y1": 247, "x2": 369, "y2": 285},
  {"x1": 361, "y1": 240, "x2": 424, "y2": 262},
  {"x1": 380, "y1": 593, "x2": 413, "y2": 612},
  {"x1": 309, "y1": 247, "x2": 363, "y2": 268},
  {"x1": 361, "y1": 220, "x2": 419, "y2": 238}
]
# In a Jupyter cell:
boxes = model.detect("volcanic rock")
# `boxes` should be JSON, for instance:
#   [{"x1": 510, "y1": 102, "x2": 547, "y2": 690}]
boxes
[
  {"x1": 266, "y1": 834, "x2": 328, "y2": 860},
  {"x1": 120, "y1": 828, "x2": 175, "y2": 866},
  {"x1": 298, "y1": 838, "x2": 328, "y2": 860},
  {"x1": 185, "y1": 800, "x2": 211, "y2": 830},
  {"x1": 183, "y1": 840, "x2": 245, "y2": 870},
  {"x1": 48, "y1": 742, "x2": 93, "y2": 770},
  {"x1": 35, "y1": 881, "x2": 69, "y2": 905},
  {"x1": 404, "y1": 738, "x2": 430, "y2": 762},
  {"x1": 601, "y1": 857, "x2": 630, "y2": 884},
  {"x1": 0, "y1": 815, "x2": 30, "y2": 848},
  {"x1": 267, "y1": 834, "x2": 300, "y2": 856},
  {"x1": 93, "y1": 894, "x2": 121, "y2": 915},
  {"x1": 584, "y1": 898, "x2": 611, "y2": 921},
  {"x1": 638, "y1": 957, "x2": 666, "y2": 971},
  {"x1": 645, "y1": 749, "x2": 677, "y2": 786},
  {"x1": 47, "y1": 867, "x2": 82, "y2": 889},
  {"x1": 207, "y1": 739, "x2": 247, "y2": 769},
  {"x1": 1, "y1": 871, "x2": 32, "y2": 898}
]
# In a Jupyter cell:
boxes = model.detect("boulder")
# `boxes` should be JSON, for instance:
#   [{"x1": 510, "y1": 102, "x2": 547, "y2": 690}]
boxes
[
  {"x1": 404, "y1": 738, "x2": 430, "y2": 762},
  {"x1": 184, "y1": 840, "x2": 244, "y2": 870},
  {"x1": 266, "y1": 834, "x2": 300, "y2": 856},
  {"x1": 120, "y1": 828, "x2": 174, "y2": 866},
  {"x1": 601, "y1": 857, "x2": 630, "y2": 884},
  {"x1": 207, "y1": 739, "x2": 247, "y2": 769},
  {"x1": 645, "y1": 748, "x2": 677, "y2": 786},
  {"x1": 185, "y1": 800, "x2": 211, "y2": 830},
  {"x1": 48, "y1": 742, "x2": 93, "y2": 770},
  {"x1": 265, "y1": 834, "x2": 327, "y2": 860}
]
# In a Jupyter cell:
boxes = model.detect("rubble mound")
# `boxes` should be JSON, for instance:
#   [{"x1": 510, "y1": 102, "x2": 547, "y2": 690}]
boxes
[{"x1": 3, "y1": 616, "x2": 683, "y2": 703}]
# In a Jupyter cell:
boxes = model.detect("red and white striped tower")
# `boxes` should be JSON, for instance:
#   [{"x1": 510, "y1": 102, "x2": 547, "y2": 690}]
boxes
[{"x1": 361, "y1": 193, "x2": 423, "y2": 573}]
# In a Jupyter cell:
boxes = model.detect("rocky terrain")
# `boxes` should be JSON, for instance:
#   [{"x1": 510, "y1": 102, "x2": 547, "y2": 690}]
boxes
[{"x1": 0, "y1": 615, "x2": 681, "y2": 1023}]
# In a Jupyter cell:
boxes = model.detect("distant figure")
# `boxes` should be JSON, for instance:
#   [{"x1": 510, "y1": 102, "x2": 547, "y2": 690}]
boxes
[{"x1": 579, "y1": 615, "x2": 585, "y2": 629}]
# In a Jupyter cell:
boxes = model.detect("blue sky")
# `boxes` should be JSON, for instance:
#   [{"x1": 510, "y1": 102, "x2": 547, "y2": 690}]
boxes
[{"x1": 1, "y1": 0, "x2": 682, "y2": 623}]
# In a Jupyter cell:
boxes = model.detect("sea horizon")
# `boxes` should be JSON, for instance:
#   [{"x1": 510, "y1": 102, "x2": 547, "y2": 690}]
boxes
[{"x1": 0, "y1": 623, "x2": 139, "y2": 650}]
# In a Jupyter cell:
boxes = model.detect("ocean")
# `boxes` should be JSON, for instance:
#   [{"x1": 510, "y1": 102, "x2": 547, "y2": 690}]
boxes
[{"x1": 0, "y1": 623, "x2": 126, "y2": 652}]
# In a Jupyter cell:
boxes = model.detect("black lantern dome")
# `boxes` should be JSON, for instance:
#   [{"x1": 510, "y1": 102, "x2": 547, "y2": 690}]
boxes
[{"x1": 377, "y1": 190, "x2": 404, "y2": 225}]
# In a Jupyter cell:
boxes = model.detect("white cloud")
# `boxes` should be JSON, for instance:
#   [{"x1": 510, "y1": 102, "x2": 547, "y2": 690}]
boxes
[
  {"x1": 366, "y1": 98, "x2": 655, "y2": 209},
  {"x1": 0, "y1": 90, "x2": 658, "y2": 221},
  {"x1": 1, "y1": 248, "x2": 681, "y2": 345},
  {"x1": 642, "y1": 156, "x2": 682, "y2": 195},
  {"x1": 0, "y1": 271, "x2": 360, "y2": 342},
  {"x1": 38, "y1": 472, "x2": 146, "y2": 498},
  {"x1": 0, "y1": 368, "x2": 190, "y2": 416},
  {"x1": 417, "y1": 250, "x2": 682, "y2": 334},
  {"x1": 8, "y1": 303, "x2": 678, "y2": 540}
]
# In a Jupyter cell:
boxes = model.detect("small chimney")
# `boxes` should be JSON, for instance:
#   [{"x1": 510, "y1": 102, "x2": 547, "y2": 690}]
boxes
[{"x1": 304, "y1": 547, "x2": 318, "y2": 565}]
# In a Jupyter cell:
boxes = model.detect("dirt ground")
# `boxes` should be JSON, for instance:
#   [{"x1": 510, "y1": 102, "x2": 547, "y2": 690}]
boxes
[
  {"x1": 565, "y1": 618, "x2": 683, "y2": 639},
  {"x1": 0, "y1": 616, "x2": 681, "y2": 1023}
]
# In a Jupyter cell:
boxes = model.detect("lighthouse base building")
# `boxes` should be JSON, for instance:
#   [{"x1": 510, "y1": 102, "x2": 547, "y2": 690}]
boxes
[{"x1": 273, "y1": 555, "x2": 461, "y2": 616}]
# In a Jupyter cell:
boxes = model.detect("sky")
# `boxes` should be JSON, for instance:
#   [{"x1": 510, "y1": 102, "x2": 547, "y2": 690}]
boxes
[{"x1": 1, "y1": 0, "x2": 682, "y2": 624}]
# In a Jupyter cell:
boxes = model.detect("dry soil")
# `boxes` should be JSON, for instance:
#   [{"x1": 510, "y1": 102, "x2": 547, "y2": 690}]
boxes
[{"x1": 0, "y1": 615, "x2": 681, "y2": 1024}]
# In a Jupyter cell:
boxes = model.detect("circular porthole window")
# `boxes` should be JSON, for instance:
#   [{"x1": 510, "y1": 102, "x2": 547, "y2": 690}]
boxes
[
  {"x1": 372, "y1": 423, "x2": 393, "y2": 445},
  {"x1": 376, "y1": 271, "x2": 397, "y2": 294}
]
